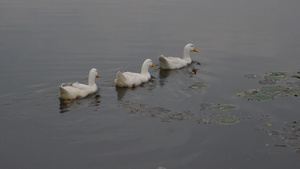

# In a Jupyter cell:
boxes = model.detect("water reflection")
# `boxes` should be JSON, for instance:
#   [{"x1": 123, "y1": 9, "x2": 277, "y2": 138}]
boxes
[
  {"x1": 115, "y1": 76, "x2": 156, "y2": 100},
  {"x1": 159, "y1": 64, "x2": 199, "y2": 86},
  {"x1": 115, "y1": 87, "x2": 132, "y2": 100},
  {"x1": 59, "y1": 93, "x2": 101, "y2": 113},
  {"x1": 257, "y1": 120, "x2": 300, "y2": 153}
]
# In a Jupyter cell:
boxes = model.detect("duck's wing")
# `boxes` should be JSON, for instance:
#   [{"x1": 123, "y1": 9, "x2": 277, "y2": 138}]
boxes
[
  {"x1": 59, "y1": 85, "x2": 81, "y2": 100},
  {"x1": 122, "y1": 72, "x2": 141, "y2": 79},
  {"x1": 70, "y1": 82, "x2": 91, "y2": 90},
  {"x1": 159, "y1": 55, "x2": 186, "y2": 69},
  {"x1": 115, "y1": 71, "x2": 143, "y2": 87}
]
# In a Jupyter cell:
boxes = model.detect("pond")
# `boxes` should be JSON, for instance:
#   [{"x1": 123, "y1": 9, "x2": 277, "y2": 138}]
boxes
[{"x1": 0, "y1": 0, "x2": 299, "y2": 169}]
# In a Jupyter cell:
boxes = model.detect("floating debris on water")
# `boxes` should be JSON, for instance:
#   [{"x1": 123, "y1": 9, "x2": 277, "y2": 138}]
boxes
[{"x1": 266, "y1": 123, "x2": 272, "y2": 126}]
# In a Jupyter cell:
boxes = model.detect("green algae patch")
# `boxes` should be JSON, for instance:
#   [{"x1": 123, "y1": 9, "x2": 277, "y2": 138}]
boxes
[{"x1": 211, "y1": 104, "x2": 238, "y2": 111}]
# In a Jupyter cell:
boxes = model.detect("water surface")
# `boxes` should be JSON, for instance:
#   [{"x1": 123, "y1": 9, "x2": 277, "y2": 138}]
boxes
[{"x1": 0, "y1": 0, "x2": 299, "y2": 169}]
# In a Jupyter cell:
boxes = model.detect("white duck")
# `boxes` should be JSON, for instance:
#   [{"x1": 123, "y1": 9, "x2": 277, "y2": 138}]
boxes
[
  {"x1": 59, "y1": 68, "x2": 100, "y2": 100},
  {"x1": 159, "y1": 43, "x2": 199, "y2": 69},
  {"x1": 114, "y1": 59, "x2": 156, "y2": 88}
]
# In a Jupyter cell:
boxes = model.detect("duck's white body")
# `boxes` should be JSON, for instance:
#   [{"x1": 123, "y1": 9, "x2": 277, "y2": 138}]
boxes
[
  {"x1": 114, "y1": 59, "x2": 156, "y2": 88},
  {"x1": 59, "y1": 68, "x2": 100, "y2": 100},
  {"x1": 159, "y1": 43, "x2": 199, "y2": 69}
]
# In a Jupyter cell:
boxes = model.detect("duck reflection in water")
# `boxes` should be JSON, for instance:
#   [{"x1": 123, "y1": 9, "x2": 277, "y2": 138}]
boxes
[
  {"x1": 115, "y1": 87, "x2": 131, "y2": 101},
  {"x1": 59, "y1": 93, "x2": 101, "y2": 113},
  {"x1": 115, "y1": 76, "x2": 156, "y2": 100},
  {"x1": 159, "y1": 63, "x2": 199, "y2": 86}
]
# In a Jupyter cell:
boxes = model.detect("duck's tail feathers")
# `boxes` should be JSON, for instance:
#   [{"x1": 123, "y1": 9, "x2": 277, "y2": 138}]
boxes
[
  {"x1": 159, "y1": 54, "x2": 165, "y2": 60},
  {"x1": 59, "y1": 86, "x2": 68, "y2": 94},
  {"x1": 116, "y1": 71, "x2": 126, "y2": 82},
  {"x1": 159, "y1": 55, "x2": 170, "y2": 69}
]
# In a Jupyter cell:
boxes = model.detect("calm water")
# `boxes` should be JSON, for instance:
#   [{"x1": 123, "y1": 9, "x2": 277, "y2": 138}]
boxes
[{"x1": 0, "y1": 0, "x2": 299, "y2": 168}]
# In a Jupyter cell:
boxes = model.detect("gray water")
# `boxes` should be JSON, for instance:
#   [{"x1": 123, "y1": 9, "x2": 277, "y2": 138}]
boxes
[{"x1": 0, "y1": 0, "x2": 299, "y2": 168}]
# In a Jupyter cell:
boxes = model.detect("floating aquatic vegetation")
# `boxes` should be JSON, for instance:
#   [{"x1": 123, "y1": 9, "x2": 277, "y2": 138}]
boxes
[
  {"x1": 260, "y1": 72, "x2": 290, "y2": 85},
  {"x1": 261, "y1": 86, "x2": 285, "y2": 93},
  {"x1": 244, "y1": 74, "x2": 261, "y2": 79},
  {"x1": 197, "y1": 114, "x2": 244, "y2": 125},
  {"x1": 217, "y1": 116, "x2": 240, "y2": 125},
  {"x1": 197, "y1": 117, "x2": 213, "y2": 124},
  {"x1": 168, "y1": 111, "x2": 194, "y2": 121},
  {"x1": 238, "y1": 71, "x2": 300, "y2": 101},
  {"x1": 199, "y1": 103, "x2": 238, "y2": 111},
  {"x1": 120, "y1": 101, "x2": 194, "y2": 122},
  {"x1": 198, "y1": 103, "x2": 240, "y2": 125},
  {"x1": 290, "y1": 90, "x2": 300, "y2": 97},
  {"x1": 257, "y1": 120, "x2": 300, "y2": 153},
  {"x1": 211, "y1": 104, "x2": 238, "y2": 111},
  {"x1": 245, "y1": 72, "x2": 292, "y2": 85},
  {"x1": 238, "y1": 86, "x2": 300, "y2": 101},
  {"x1": 244, "y1": 93, "x2": 273, "y2": 101},
  {"x1": 199, "y1": 102, "x2": 214, "y2": 111}
]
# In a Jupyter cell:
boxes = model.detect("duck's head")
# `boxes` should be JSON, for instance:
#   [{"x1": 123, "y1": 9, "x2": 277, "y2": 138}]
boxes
[
  {"x1": 90, "y1": 68, "x2": 100, "y2": 78},
  {"x1": 185, "y1": 43, "x2": 199, "y2": 53},
  {"x1": 144, "y1": 59, "x2": 156, "y2": 68}
]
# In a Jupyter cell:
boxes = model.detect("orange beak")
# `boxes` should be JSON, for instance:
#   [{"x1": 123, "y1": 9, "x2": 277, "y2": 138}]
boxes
[
  {"x1": 193, "y1": 48, "x2": 199, "y2": 53},
  {"x1": 152, "y1": 64, "x2": 156, "y2": 67},
  {"x1": 96, "y1": 75, "x2": 100, "y2": 78}
]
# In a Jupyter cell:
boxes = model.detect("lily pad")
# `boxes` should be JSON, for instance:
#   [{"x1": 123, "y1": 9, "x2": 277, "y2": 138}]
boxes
[
  {"x1": 261, "y1": 86, "x2": 285, "y2": 93},
  {"x1": 211, "y1": 104, "x2": 238, "y2": 111},
  {"x1": 260, "y1": 72, "x2": 289, "y2": 84},
  {"x1": 265, "y1": 72, "x2": 289, "y2": 80},
  {"x1": 217, "y1": 116, "x2": 240, "y2": 125}
]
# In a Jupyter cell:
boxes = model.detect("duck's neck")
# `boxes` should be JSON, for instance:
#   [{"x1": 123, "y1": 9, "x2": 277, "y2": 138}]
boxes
[
  {"x1": 88, "y1": 75, "x2": 96, "y2": 86},
  {"x1": 183, "y1": 49, "x2": 192, "y2": 63},
  {"x1": 141, "y1": 63, "x2": 150, "y2": 75}
]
